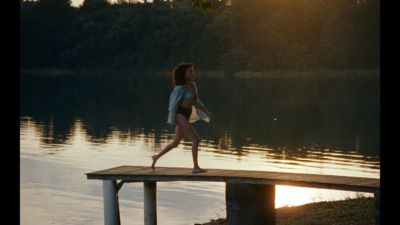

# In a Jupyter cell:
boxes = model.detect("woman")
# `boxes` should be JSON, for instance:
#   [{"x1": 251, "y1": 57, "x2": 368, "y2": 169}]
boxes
[{"x1": 151, "y1": 63, "x2": 213, "y2": 173}]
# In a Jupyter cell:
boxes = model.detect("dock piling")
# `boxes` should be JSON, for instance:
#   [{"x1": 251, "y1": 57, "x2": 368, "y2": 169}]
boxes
[
  {"x1": 102, "y1": 180, "x2": 121, "y2": 225},
  {"x1": 144, "y1": 181, "x2": 157, "y2": 225},
  {"x1": 226, "y1": 182, "x2": 275, "y2": 225}
]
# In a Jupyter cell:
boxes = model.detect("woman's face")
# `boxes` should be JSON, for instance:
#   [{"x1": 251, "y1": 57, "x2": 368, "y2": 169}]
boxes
[{"x1": 185, "y1": 67, "x2": 195, "y2": 81}]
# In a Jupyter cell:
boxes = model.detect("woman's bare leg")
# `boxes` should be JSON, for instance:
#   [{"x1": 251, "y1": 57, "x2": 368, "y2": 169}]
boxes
[
  {"x1": 175, "y1": 114, "x2": 207, "y2": 173},
  {"x1": 151, "y1": 126, "x2": 184, "y2": 170}
]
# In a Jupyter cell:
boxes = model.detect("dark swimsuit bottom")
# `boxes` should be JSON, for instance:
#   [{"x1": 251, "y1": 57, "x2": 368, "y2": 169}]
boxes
[
  {"x1": 177, "y1": 87, "x2": 195, "y2": 120},
  {"x1": 177, "y1": 106, "x2": 192, "y2": 120}
]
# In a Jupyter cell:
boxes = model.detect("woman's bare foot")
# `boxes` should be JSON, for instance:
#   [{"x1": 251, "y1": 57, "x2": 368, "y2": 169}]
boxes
[
  {"x1": 192, "y1": 168, "x2": 207, "y2": 173},
  {"x1": 151, "y1": 155, "x2": 157, "y2": 171}
]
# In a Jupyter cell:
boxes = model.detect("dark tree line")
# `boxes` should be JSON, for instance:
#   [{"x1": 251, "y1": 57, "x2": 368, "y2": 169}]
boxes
[{"x1": 20, "y1": 0, "x2": 379, "y2": 72}]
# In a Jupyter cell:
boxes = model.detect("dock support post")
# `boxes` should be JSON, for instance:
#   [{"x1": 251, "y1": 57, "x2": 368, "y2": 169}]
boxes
[
  {"x1": 226, "y1": 182, "x2": 275, "y2": 225},
  {"x1": 103, "y1": 180, "x2": 121, "y2": 225},
  {"x1": 374, "y1": 191, "x2": 380, "y2": 225},
  {"x1": 144, "y1": 181, "x2": 157, "y2": 225}
]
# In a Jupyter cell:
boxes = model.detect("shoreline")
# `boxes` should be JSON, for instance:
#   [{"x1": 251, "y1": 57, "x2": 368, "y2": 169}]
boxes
[
  {"x1": 20, "y1": 67, "x2": 379, "y2": 79},
  {"x1": 197, "y1": 197, "x2": 375, "y2": 225}
]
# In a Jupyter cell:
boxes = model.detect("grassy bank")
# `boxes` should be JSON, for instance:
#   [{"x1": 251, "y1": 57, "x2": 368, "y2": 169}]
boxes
[{"x1": 198, "y1": 197, "x2": 375, "y2": 225}]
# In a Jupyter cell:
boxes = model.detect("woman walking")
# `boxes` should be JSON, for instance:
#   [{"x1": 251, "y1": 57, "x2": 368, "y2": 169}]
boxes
[{"x1": 151, "y1": 63, "x2": 213, "y2": 173}]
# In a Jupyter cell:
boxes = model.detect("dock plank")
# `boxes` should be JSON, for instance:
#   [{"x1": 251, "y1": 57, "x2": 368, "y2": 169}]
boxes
[{"x1": 86, "y1": 166, "x2": 379, "y2": 193}]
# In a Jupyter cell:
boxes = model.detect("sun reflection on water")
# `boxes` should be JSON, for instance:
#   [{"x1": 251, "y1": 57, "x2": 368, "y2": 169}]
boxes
[{"x1": 20, "y1": 117, "x2": 379, "y2": 224}]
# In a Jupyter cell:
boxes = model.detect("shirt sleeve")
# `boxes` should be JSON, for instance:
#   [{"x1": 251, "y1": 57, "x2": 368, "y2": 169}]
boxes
[{"x1": 167, "y1": 85, "x2": 185, "y2": 125}]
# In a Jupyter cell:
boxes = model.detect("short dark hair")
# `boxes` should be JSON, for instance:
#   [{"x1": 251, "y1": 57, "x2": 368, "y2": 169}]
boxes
[{"x1": 172, "y1": 63, "x2": 194, "y2": 86}]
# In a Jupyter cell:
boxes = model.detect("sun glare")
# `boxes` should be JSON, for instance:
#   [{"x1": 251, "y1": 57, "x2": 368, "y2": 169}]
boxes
[{"x1": 70, "y1": 0, "x2": 149, "y2": 7}]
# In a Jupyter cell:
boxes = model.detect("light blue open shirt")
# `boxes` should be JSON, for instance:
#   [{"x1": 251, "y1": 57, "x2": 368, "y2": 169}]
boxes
[{"x1": 167, "y1": 82, "x2": 210, "y2": 125}]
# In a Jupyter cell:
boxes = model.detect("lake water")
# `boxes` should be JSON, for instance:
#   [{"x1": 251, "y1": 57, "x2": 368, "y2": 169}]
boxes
[{"x1": 20, "y1": 71, "x2": 380, "y2": 225}]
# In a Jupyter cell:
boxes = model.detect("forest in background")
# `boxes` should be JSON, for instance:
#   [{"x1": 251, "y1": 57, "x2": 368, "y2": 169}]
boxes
[{"x1": 20, "y1": 0, "x2": 380, "y2": 73}]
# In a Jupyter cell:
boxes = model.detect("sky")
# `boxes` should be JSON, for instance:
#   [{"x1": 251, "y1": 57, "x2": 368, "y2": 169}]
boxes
[
  {"x1": 71, "y1": 0, "x2": 148, "y2": 7},
  {"x1": 71, "y1": 0, "x2": 83, "y2": 7},
  {"x1": 71, "y1": 0, "x2": 115, "y2": 7},
  {"x1": 22, "y1": 0, "x2": 146, "y2": 8}
]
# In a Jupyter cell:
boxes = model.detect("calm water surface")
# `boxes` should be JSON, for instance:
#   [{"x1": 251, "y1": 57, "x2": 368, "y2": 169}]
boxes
[{"x1": 20, "y1": 72, "x2": 380, "y2": 225}]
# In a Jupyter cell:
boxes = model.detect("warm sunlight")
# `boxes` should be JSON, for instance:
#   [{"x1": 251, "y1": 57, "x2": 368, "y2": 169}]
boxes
[
  {"x1": 71, "y1": 0, "x2": 83, "y2": 6},
  {"x1": 70, "y1": 0, "x2": 147, "y2": 7},
  {"x1": 275, "y1": 185, "x2": 371, "y2": 208},
  {"x1": 21, "y1": 0, "x2": 380, "y2": 223}
]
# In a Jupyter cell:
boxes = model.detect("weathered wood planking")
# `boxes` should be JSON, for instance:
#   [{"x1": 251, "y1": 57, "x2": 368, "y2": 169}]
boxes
[{"x1": 86, "y1": 165, "x2": 379, "y2": 193}]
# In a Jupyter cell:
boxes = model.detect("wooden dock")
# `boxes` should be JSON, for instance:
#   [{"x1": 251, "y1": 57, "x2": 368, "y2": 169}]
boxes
[{"x1": 86, "y1": 165, "x2": 380, "y2": 225}]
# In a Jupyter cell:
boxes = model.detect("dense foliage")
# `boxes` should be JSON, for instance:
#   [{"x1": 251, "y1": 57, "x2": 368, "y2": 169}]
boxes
[{"x1": 20, "y1": 0, "x2": 379, "y2": 72}]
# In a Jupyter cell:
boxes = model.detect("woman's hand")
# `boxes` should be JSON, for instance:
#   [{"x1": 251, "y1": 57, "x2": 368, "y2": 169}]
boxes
[
  {"x1": 199, "y1": 106, "x2": 213, "y2": 120},
  {"x1": 208, "y1": 112, "x2": 214, "y2": 120}
]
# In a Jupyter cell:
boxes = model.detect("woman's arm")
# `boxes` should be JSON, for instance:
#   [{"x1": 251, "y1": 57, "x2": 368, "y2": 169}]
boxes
[
  {"x1": 199, "y1": 106, "x2": 213, "y2": 119},
  {"x1": 192, "y1": 82, "x2": 213, "y2": 119}
]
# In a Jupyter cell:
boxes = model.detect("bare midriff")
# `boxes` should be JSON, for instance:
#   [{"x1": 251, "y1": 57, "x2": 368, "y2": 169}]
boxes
[{"x1": 180, "y1": 99, "x2": 194, "y2": 109}]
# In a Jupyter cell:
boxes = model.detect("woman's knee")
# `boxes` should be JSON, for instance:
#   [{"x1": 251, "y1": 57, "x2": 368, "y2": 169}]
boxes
[
  {"x1": 191, "y1": 136, "x2": 200, "y2": 145},
  {"x1": 175, "y1": 115, "x2": 200, "y2": 144},
  {"x1": 169, "y1": 136, "x2": 182, "y2": 148},
  {"x1": 170, "y1": 140, "x2": 180, "y2": 148}
]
